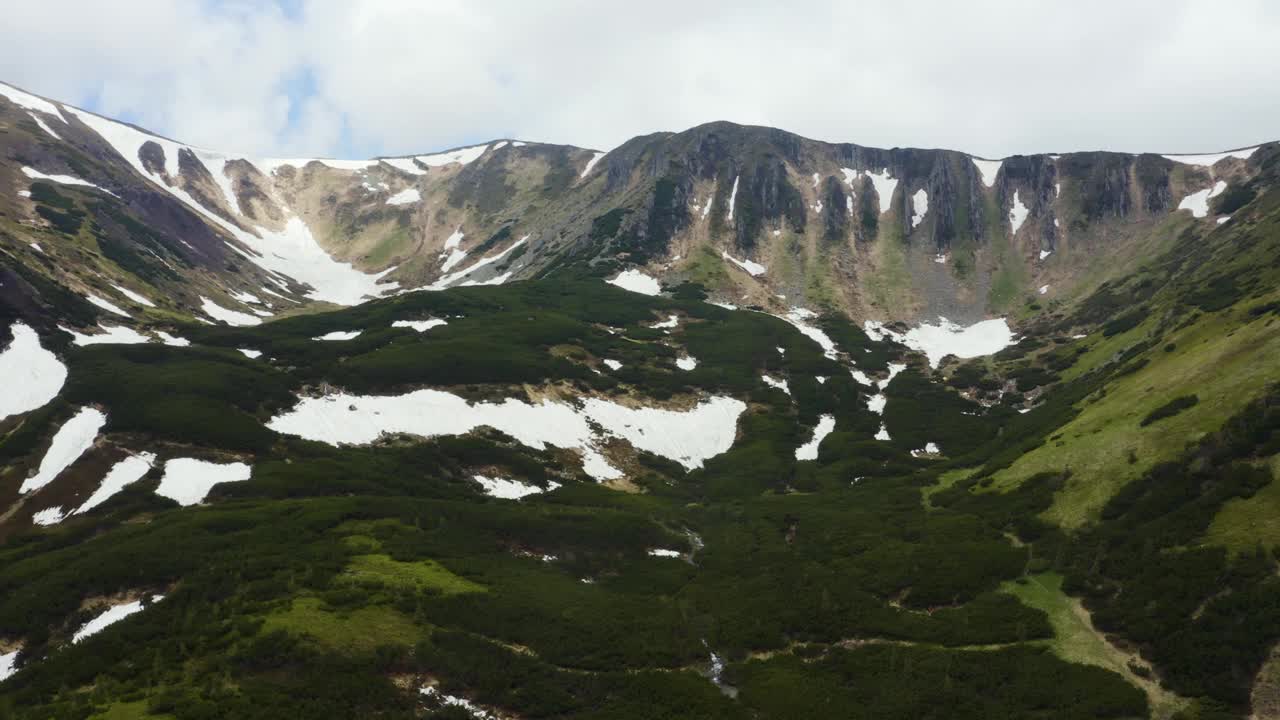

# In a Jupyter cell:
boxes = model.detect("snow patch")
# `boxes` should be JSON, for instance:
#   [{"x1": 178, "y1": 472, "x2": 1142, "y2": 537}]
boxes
[
  {"x1": 76, "y1": 452, "x2": 156, "y2": 514},
  {"x1": 581, "y1": 151, "x2": 606, "y2": 178},
  {"x1": 875, "y1": 423, "x2": 891, "y2": 441},
  {"x1": 111, "y1": 284, "x2": 156, "y2": 308},
  {"x1": 73, "y1": 597, "x2": 164, "y2": 643},
  {"x1": 721, "y1": 251, "x2": 766, "y2": 276},
  {"x1": 910, "y1": 189, "x2": 929, "y2": 228},
  {"x1": 0, "y1": 82, "x2": 66, "y2": 120},
  {"x1": 474, "y1": 474, "x2": 560, "y2": 500},
  {"x1": 1161, "y1": 147, "x2": 1258, "y2": 167},
  {"x1": 863, "y1": 169, "x2": 898, "y2": 212},
  {"x1": 393, "y1": 319, "x2": 448, "y2": 332},
  {"x1": 868, "y1": 317, "x2": 1015, "y2": 368},
  {"x1": 155, "y1": 458, "x2": 251, "y2": 506},
  {"x1": 1177, "y1": 181, "x2": 1227, "y2": 218},
  {"x1": 774, "y1": 308, "x2": 838, "y2": 360},
  {"x1": 201, "y1": 297, "x2": 262, "y2": 326},
  {"x1": 32, "y1": 506, "x2": 65, "y2": 526},
  {"x1": 156, "y1": 331, "x2": 190, "y2": 347},
  {"x1": 386, "y1": 188, "x2": 421, "y2": 205},
  {"x1": 28, "y1": 111, "x2": 61, "y2": 140},
  {"x1": 20, "y1": 407, "x2": 106, "y2": 494},
  {"x1": 1039, "y1": 284, "x2": 1050, "y2": 295},
  {"x1": 415, "y1": 144, "x2": 489, "y2": 167},
  {"x1": 313, "y1": 330, "x2": 362, "y2": 341},
  {"x1": 795, "y1": 415, "x2": 835, "y2": 461},
  {"x1": 607, "y1": 269, "x2": 661, "y2": 295},
  {"x1": 0, "y1": 650, "x2": 18, "y2": 682},
  {"x1": 61, "y1": 323, "x2": 151, "y2": 346},
  {"x1": 267, "y1": 390, "x2": 746, "y2": 476},
  {"x1": 238, "y1": 349, "x2": 263, "y2": 359},
  {"x1": 602, "y1": 359, "x2": 623, "y2": 370},
  {"x1": 1009, "y1": 190, "x2": 1029, "y2": 234},
  {"x1": 727, "y1": 176, "x2": 740, "y2": 221},
  {"x1": 676, "y1": 355, "x2": 698, "y2": 371},
  {"x1": 85, "y1": 293, "x2": 130, "y2": 318},
  {"x1": 1039, "y1": 250, "x2": 1052, "y2": 260},
  {"x1": 648, "y1": 548, "x2": 682, "y2": 558},
  {"x1": 429, "y1": 236, "x2": 527, "y2": 289},
  {"x1": 971, "y1": 158, "x2": 1002, "y2": 187},
  {"x1": 22, "y1": 166, "x2": 117, "y2": 197},
  {"x1": 0, "y1": 323, "x2": 67, "y2": 421},
  {"x1": 761, "y1": 374, "x2": 791, "y2": 395}
]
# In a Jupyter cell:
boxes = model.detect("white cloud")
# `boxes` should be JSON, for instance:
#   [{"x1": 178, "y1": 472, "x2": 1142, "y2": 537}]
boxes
[{"x1": 1, "y1": 0, "x2": 1277, "y2": 159}]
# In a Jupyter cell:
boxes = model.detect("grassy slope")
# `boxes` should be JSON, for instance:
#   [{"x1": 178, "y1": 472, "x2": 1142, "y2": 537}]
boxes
[
  {"x1": 1002, "y1": 573, "x2": 1188, "y2": 718},
  {"x1": 1203, "y1": 454, "x2": 1280, "y2": 551},
  {"x1": 993, "y1": 309, "x2": 1280, "y2": 528}
]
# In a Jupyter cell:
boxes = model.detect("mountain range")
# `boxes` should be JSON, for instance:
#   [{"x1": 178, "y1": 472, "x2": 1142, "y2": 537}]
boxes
[{"x1": 1, "y1": 79, "x2": 1278, "y2": 720}]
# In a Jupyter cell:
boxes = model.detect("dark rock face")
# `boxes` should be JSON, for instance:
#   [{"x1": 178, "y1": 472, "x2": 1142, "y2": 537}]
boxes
[
  {"x1": 820, "y1": 177, "x2": 849, "y2": 244},
  {"x1": 228, "y1": 159, "x2": 283, "y2": 224},
  {"x1": 138, "y1": 141, "x2": 167, "y2": 179}
]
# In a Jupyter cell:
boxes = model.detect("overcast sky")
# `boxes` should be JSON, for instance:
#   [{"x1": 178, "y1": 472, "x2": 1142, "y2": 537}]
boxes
[{"x1": 2, "y1": 0, "x2": 1276, "y2": 160}]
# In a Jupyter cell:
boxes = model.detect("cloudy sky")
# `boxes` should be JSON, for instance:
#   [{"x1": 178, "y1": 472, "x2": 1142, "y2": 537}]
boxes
[{"x1": 2, "y1": 0, "x2": 1276, "y2": 160}]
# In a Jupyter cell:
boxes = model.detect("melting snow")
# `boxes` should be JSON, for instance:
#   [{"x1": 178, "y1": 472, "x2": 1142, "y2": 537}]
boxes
[
  {"x1": 1009, "y1": 190, "x2": 1029, "y2": 234},
  {"x1": 111, "y1": 284, "x2": 156, "y2": 308},
  {"x1": 313, "y1": 330, "x2": 362, "y2": 341},
  {"x1": 911, "y1": 189, "x2": 929, "y2": 228},
  {"x1": 66, "y1": 107, "x2": 396, "y2": 306},
  {"x1": 75, "y1": 452, "x2": 156, "y2": 514},
  {"x1": 795, "y1": 415, "x2": 835, "y2": 461},
  {"x1": 267, "y1": 390, "x2": 746, "y2": 476},
  {"x1": 156, "y1": 458, "x2": 251, "y2": 506},
  {"x1": 972, "y1": 158, "x2": 1002, "y2": 187},
  {"x1": 414, "y1": 144, "x2": 489, "y2": 167},
  {"x1": 727, "y1": 176, "x2": 740, "y2": 221},
  {"x1": 863, "y1": 169, "x2": 898, "y2": 212},
  {"x1": 1178, "y1": 180, "x2": 1227, "y2": 218},
  {"x1": 386, "y1": 188, "x2": 421, "y2": 205},
  {"x1": 61, "y1": 323, "x2": 151, "y2": 346},
  {"x1": 393, "y1": 319, "x2": 448, "y2": 332},
  {"x1": 430, "y1": 236, "x2": 527, "y2": 288},
  {"x1": 607, "y1": 269, "x2": 662, "y2": 296},
  {"x1": 20, "y1": 407, "x2": 106, "y2": 494},
  {"x1": 581, "y1": 151, "x2": 606, "y2": 178},
  {"x1": 85, "y1": 293, "x2": 130, "y2": 317},
  {"x1": 201, "y1": 297, "x2": 262, "y2": 327},
  {"x1": 0, "y1": 650, "x2": 18, "y2": 681},
  {"x1": 32, "y1": 506, "x2": 64, "y2": 525},
  {"x1": 676, "y1": 355, "x2": 698, "y2": 370},
  {"x1": 28, "y1": 112, "x2": 62, "y2": 140},
  {"x1": 474, "y1": 474, "x2": 561, "y2": 500},
  {"x1": 0, "y1": 323, "x2": 67, "y2": 421},
  {"x1": 761, "y1": 374, "x2": 791, "y2": 395},
  {"x1": 651, "y1": 314, "x2": 680, "y2": 329},
  {"x1": 775, "y1": 308, "x2": 838, "y2": 360},
  {"x1": 0, "y1": 81, "x2": 66, "y2": 120},
  {"x1": 156, "y1": 331, "x2": 189, "y2": 347},
  {"x1": 868, "y1": 318, "x2": 1015, "y2": 368},
  {"x1": 72, "y1": 596, "x2": 164, "y2": 643},
  {"x1": 721, "y1": 251, "x2": 766, "y2": 276},
  {"x1": 1161, "y1": 147, "x2": 1258, "y2": 167},
  {"x1": 419, "y1": 686, "x2": 494, "y2": 719},
  {"x1": 22, "y1": 166, "x2": 117, "y2": 197}
]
